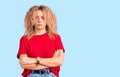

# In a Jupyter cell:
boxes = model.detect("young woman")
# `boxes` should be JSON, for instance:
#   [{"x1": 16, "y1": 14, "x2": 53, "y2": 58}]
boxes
[{"x1": 17, "y1": 5, "x2": 65, "y2": 77}]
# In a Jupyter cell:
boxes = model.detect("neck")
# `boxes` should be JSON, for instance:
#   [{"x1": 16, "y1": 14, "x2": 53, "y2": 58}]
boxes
[{"x1": 34, "y1": 29, "x2": 46, "y2": 35}]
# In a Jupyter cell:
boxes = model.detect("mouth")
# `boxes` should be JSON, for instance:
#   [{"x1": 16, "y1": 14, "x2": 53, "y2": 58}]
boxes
[{"x1": 37, "y1": 23, "x2": 43, "y2": 26}]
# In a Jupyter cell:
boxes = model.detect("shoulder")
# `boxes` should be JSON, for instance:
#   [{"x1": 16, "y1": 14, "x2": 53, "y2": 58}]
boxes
[
  {"x1": 20, "y1": 35, "x2": 28, "y2": 41},
  {"x1": 54, "y1": 33, "x2": 62, "y2": 40}
]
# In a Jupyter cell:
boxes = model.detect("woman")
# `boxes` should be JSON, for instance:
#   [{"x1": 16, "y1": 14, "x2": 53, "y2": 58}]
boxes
[{"x1": 17, "y1": 5, "x2": 65, "y2": 77}]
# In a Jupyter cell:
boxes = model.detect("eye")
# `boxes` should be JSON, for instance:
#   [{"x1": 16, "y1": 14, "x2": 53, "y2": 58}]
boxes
[
  {"x1": 41, "y1": 16, "x2": 44, "y2": 20},
  {"x1": 35, "y1": 16, "x2": 39, "y2": 19}
]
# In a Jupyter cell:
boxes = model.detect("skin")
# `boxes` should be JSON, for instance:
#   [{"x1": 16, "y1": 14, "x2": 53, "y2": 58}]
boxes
[
  {"x1": 19, "y1": 10, "x2": 64, "y2": 70},
  {"x1": 33, "y1": 10, "x2": 47, "y2": 35}
]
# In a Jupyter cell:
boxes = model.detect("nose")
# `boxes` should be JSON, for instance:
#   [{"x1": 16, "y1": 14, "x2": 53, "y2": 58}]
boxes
[{"x1": 38, "y1": 17, "x2": 41, "y2": 23}]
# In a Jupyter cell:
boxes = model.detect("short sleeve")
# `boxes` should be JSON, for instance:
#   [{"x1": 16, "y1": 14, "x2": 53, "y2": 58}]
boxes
[
  {"x1": 56, "y1": 34, "x2": 65, "y2": 52},
  {"x1": 17, "y1": 36, "x2": 28, "y2": 59}
]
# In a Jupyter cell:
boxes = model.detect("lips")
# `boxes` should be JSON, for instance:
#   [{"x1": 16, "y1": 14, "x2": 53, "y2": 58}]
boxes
[{"x1": 37, "y1": 23, "x2": 42, "y2": 26}]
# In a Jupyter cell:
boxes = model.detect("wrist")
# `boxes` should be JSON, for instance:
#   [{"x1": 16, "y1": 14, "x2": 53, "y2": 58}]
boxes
[
  {"x1": 36, "y1": 57, "x2": 42, "y2": 64},
  {"x1": 34, "y1": 58, "x2": 38, "y2": 63}
]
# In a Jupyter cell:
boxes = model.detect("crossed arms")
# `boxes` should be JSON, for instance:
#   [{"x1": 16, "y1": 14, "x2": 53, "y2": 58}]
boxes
[{"x1": 19, "y1": 49, "x2": 64, "y2": 70}]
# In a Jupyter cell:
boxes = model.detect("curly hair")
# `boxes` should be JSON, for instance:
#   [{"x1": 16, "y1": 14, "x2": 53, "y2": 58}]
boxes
[{"x1": 24, "y1": 5, "x2": 57, "y2": 39}]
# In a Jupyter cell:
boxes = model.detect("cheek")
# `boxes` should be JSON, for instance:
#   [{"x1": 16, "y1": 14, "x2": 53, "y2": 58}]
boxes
[
  {"x1": 34, "y1": 21, "x2": 39, "y2": 26},
  {"x1": 43, "y1": 21, "x2": 47, "y2": 25},
  {"x1": 32, "y1": 20, "x2": 36, "y2": 25}
]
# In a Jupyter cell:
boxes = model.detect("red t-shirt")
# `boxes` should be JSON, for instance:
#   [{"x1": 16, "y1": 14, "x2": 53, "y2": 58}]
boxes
[{"x1": 17, "y1": 33, "x2": 65, "y2": 77}]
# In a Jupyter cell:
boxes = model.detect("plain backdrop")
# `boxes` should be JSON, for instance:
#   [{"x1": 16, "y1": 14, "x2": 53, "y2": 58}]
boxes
[{"x1": 0, "y1": 0, "x2": 120, "y2": 77}]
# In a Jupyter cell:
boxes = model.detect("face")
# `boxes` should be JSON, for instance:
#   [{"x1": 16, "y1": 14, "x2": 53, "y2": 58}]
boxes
[{"x1": 32, "y1": 10, "x2": 47, "y2": 31}]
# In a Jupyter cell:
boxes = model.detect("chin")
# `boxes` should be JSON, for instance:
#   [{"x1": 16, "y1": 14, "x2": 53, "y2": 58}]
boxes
[{"x1": 37, "y1": 27, "x2": 44, "y2": 30}]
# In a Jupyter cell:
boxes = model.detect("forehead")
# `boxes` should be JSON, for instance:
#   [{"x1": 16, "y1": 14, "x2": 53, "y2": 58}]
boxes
[{"x1": 33, "y1": 10, "x2": 43, "y2": 16}]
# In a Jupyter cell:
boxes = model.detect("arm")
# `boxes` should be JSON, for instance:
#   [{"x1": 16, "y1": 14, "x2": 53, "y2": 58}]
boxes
[
  {"x1": 37, "y1": 49, "x2": 64, "y2": 67},
  {"x1": 19, "y1": 49, "x2": 64, "y2": 70},
  {"x1": 20, "y1": 63, "x2": 49, "y2": 70},
  {"x1": 19, "y1": 54, "x2": 49, "y2": 70}
]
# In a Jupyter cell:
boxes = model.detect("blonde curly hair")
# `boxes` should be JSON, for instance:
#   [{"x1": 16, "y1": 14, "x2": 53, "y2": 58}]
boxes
[{"x1": 24, "y1": 5, "x2": 57, "y2": 39}]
